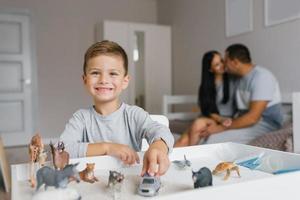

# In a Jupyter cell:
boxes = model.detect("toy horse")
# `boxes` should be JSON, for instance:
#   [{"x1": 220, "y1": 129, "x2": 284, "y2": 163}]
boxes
[
  {"x1": 29, "y1": 133, "x2": 47, "y2": 188},
  {"x1": 50, "y1": 141, "x2": 69, "y2": 170},
  {"x1": 36, "y1": 163, "x2": 80, "y2": 191}
]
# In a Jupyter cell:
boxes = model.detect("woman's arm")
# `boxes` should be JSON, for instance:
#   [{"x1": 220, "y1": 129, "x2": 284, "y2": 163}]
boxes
[
  {"x1": 210, "y1": 113, "x2": 232, "y2": 127},
  {"x1": 210, "y1": 113, "x2": 223, "y2": 123}
]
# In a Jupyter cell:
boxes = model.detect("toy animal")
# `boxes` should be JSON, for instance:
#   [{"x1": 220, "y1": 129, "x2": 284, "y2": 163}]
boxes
[
  {"x1": 57, "y1": 141, "x2": 65, "y2": 152},
  {"x1": 192, "y1": 167, "x2": 213, "y2": 188},
  {"x1": 50, "y1": 141, "x2": 69, "y2": 170},
  {"x1": 29, "y1": 133, "x2": 47, "y2": 187},
  {"x1": 108, "y1": 170, "x2": 124, "y2": 188},
  {"x1": 212, "y1": 162, "x2": 241, "y2": 180},
  {"x1": 79, "y1": 163, "x2": 99, "y2": 183},
  {"x1": 173, "y1": 155, "x2": 191, "y2": 169},
  {"x1": 36, "y1": 163, "x2": 80, "y2": 191}
]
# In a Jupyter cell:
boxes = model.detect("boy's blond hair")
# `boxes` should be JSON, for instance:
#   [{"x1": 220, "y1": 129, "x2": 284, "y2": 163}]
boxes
[{"x1": 83, "y1": 40, "x2": 128, "y2": 76}]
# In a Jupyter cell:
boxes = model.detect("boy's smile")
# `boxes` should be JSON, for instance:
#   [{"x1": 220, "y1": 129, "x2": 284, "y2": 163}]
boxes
[
  {"x1": 83, "y1": 55, "x2": 129, "y2": 110},
  {"x1": 94, "y1": 86, "x2": 113, "y2": 94}
]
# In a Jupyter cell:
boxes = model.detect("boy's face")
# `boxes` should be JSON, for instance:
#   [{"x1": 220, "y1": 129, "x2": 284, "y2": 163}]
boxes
[{"x1": 83, "y1": 55, "x2": 129, "y2": 104}]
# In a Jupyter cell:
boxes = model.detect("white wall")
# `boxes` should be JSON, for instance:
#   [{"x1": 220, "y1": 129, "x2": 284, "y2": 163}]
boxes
[
  {"x1": 0, "y1": 0, "x2": 158, "y2": 139},
  {"x1": 157, "y1": 0, "x2": 300, "y2": 97},
  {"x1": 1, "y1": 0, "x2": 299, "y2": 141}
]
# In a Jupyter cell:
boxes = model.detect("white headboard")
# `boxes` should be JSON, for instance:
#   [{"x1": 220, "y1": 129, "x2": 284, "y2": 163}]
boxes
[{"x1": 162, "y1": 95, "x2": 198, "y2": 120}]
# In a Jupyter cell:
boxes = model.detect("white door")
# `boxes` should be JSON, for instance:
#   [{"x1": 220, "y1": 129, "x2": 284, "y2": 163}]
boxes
[
  {"x1": 140, "y1": 24, "x2": 171, "y2": 114},
  {"x1": 0, "y1": 13, "x2": 33, "y2": 146},
  {"x1": 102, "y1": 20, "x2": 171, "y2": 114},
  {"x1": 103, "y1": 21, "x2": 132, "y2": 104}
]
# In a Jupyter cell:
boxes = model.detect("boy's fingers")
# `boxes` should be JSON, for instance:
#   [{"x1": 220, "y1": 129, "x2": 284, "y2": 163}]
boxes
[
  {"x1": 141, "y1": 157, "x2": 148, "y2": 176},
  {"x1": 127, "y1": 150, "x2": 138, "y2": 165},
  {"x1": 157, "y1": 154, "x2": 169, "y2": 176},
  {"x1": 130, "y1": 153, "x2": 137, "y2": 165},
  {"x1": 125, "y1": 154, "x2": 132, "y2": 164},
  {"x1": 147, "y1": 153, "x2": 158, "y2": 176},
  {"x1": 120, "y1": 153, "x2": 127, "y2": 162},
  {"x1": 134, "y1": 152, "x2": 140, "y2": 164}
]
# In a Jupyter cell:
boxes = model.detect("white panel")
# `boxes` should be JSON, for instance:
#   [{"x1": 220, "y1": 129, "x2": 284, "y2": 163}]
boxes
[
  {"x1": 0, "y1": 21, "x2": 21, "y2": 54},
  {"x1": 225, "y1": 0, "x2": 253, "y2": 37},
  {"x1": 265, "y1": 0, "x2": 300, "y2": 26},
  {"x1": 293, "y1": 92, "x2": 300, "y2": 153},
  {"x1": 0, "y1": 101, "x2": 23, "y2": 132},
  {"x1": 0, "y1": 61, "x2": 22, "y2": 92}
]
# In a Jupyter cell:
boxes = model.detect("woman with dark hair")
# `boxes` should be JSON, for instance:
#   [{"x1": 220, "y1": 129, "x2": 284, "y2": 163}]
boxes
[{"x1": 175, "y1": 51, "x2": 235, "y2": 147}]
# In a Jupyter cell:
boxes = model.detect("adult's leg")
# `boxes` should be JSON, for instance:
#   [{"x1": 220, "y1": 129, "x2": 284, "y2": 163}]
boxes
[
  {"x1": 174, "y1": 129, "x2": 190, "y2": 147},
  {"x1": 174, "y1": 117, "x2": 214, "y2": 147},
  {"x1": 204, "y1": 120, "x2": 277, "y2": 144},
  {"x1": 189, "y1": 118, "x2": 215, "y2": 146}
]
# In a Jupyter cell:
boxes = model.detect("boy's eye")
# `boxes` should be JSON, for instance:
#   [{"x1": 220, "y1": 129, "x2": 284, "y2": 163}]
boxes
[
  {"x1": 110, "y1": 72, "x2": 119, "y2": 76},
  {"x1": 90, "y1": 71, "x2": 99, "y2": 75}
]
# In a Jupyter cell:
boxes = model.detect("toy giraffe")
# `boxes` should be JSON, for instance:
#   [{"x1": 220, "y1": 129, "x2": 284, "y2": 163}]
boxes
[{"x1": 28, "y1": 133, "x2": 47, "y2": 187}]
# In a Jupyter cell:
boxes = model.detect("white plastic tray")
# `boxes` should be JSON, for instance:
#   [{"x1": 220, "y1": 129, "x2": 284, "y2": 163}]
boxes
[{"x1": 11, "y1": 142, "x2": 300, "y2": 200}]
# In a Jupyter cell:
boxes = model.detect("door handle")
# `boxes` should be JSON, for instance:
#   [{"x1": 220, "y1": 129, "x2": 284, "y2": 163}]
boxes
[{"x1": 21, "y1": 78, "x2": 31, "y2": 85}]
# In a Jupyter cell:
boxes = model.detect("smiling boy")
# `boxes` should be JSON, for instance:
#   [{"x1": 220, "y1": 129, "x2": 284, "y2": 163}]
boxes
[{"x1": 60, "y1": 40, "x2": 174, "y2": 176}]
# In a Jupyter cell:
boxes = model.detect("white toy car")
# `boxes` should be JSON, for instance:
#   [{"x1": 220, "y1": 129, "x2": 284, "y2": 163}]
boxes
[{"x1": 137, "y1": 173, "x2": 161, "y2": 197}]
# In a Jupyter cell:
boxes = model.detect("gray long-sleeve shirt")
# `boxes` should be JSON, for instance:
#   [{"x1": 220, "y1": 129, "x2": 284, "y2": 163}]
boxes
[{"x1": 60, "y1": 103, "x2": 174, "y2": 158}]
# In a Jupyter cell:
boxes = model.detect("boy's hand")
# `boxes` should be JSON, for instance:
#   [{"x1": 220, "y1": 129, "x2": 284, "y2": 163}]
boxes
[
  {"x1": 141, "y1": 139, "x2": 170, "y2": 177},
  {"x1": 106, "y1": 143, "x2": 140, "y2": 165}
]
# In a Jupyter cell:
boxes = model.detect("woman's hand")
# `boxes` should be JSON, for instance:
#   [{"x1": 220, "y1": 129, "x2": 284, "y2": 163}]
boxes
[
  {"x1": 206, "y1": 123, "x2": 226, "y2": 135},
  {"x1": 221, "y1": 118, "x2": 232, "y2": 127}
]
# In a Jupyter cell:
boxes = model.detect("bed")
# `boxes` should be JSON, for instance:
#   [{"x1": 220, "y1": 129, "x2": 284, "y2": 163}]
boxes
[{"x1": 163, "y1": 94, "x2": 295, "y2": 152}]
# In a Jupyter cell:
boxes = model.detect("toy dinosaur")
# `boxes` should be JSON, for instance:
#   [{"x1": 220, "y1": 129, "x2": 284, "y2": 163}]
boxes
[
  {"x1": 192, "y1": 167, "x2": 213, "y2": 188},
  {"x1": 36, "y1": 163, "x2": 80, "y2": 191},
  {"x1": 79, "y1": 163, "x2": 99, "y2": 183},
  {"x1": 50, "y1": 141, "x2": 69, "y2": 170},
  {"x1": 29, "y1": 133, "x2": 47, "y2": 188},
  {"x1": 212, "y1": 162, "x2": 241, "y2": 180}
]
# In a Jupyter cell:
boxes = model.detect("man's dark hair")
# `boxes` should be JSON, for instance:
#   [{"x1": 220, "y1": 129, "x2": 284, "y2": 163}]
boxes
[{"x1": 226, "y1": 44, "x2": 251, "y2": 63}]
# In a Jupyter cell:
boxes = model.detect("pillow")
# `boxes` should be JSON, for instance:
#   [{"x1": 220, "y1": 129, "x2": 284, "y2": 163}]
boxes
[{"x1": 248, "y1": 123, "x2": 293, "y2": 151}]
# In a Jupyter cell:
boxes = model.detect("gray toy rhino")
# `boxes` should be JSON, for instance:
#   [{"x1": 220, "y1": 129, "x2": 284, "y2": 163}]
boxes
[
  {"x1": 36, "y1": 163, "x2": 80, "y2": 191},
  {"x1": 192, "y1": 167, "x2": 213, "y2": 188}
]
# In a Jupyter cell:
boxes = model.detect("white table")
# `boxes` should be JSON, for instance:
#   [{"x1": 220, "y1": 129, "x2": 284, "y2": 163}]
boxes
[{"x1": 11, "y1": 142, "x2": 300, "y2": 200}]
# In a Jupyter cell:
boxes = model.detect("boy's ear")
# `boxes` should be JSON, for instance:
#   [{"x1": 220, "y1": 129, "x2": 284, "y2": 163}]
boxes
[
  {"x1": 82, "y1": 75, "x2": 87, "y2": 84},
  {"x1": 122, "y1": 75, "x2": 130, "y2": 89}
]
